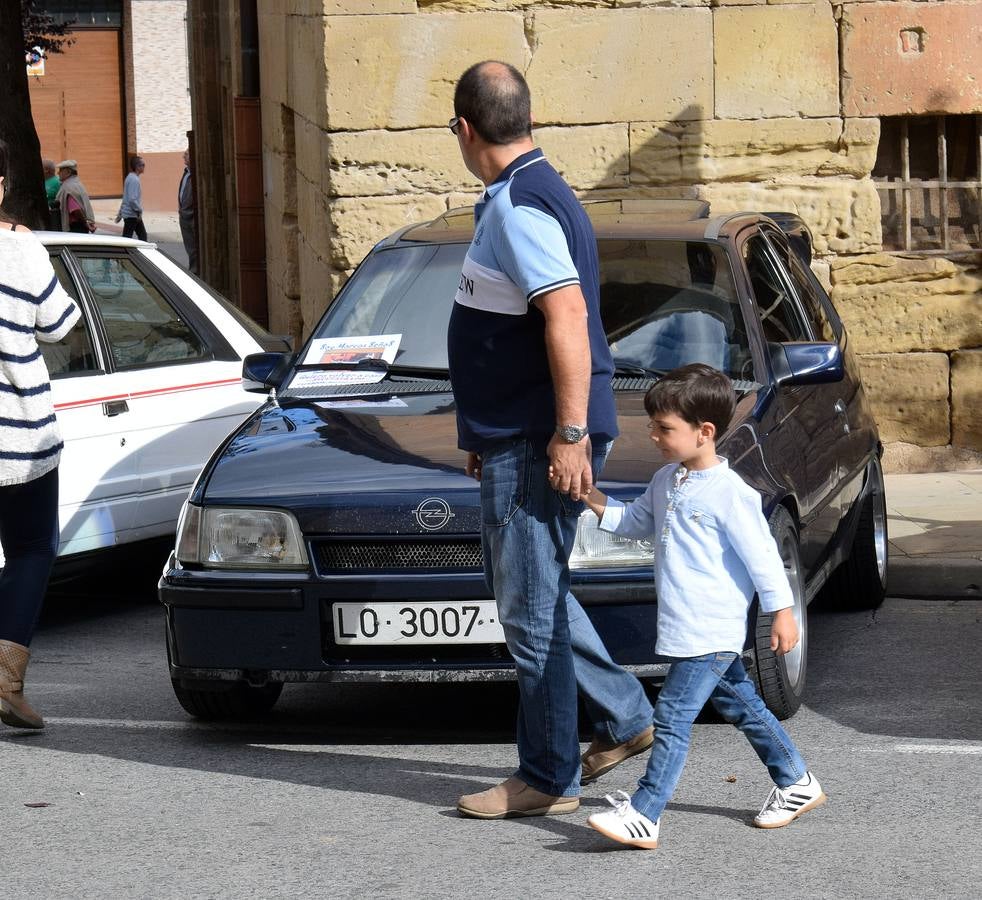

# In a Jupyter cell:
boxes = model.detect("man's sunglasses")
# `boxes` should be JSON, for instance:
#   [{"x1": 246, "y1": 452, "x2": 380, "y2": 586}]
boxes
[{"x1": 448, "y1": 116, "x2": 462, "y2": 135}]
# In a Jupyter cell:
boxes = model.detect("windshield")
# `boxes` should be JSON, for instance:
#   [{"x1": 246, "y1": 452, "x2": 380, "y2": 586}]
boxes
[{"x1": 310, "y1": 239, "x2": 751, "y2": 379}]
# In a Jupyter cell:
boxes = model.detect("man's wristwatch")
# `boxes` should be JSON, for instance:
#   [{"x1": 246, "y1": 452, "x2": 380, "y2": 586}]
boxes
[{"x1": 555, "y1": 424, "x2": 589, "y2": 444}]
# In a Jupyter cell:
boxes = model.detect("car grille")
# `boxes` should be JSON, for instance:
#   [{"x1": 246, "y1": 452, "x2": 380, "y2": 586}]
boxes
[{"x1": 315, "y1": 539, "x2": 484, "y2": 573}]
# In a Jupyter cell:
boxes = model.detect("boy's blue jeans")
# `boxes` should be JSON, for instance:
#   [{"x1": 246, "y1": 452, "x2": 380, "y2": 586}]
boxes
[
  {"x1": 480, "y1": 437, "x2": 654, "y2": 798},
  {"x1": 632, "y1": 651, "x2": 807, "y2": 822}
]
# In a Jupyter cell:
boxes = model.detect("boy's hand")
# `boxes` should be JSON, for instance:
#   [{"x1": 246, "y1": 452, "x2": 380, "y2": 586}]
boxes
[
  {"x1": 770, "y1": 607, "x2": 799, "y2": 655},
  {"x1": 464, "y1": 452, "x2": 482, "y2": 481}
]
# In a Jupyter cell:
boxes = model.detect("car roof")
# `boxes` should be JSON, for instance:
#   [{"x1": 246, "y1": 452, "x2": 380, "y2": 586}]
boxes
[
  {"x1": 388, "y1": 198, "x2": 782, "y2": 248},
  {"x1": 35, "y1": 231, "x2": 155, "y2": 250}
]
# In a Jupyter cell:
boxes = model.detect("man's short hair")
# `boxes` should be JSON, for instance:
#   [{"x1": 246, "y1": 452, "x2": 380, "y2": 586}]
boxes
[
  {"x1": 454, "y1": 60, "x2": 532, "y2": 145},
  {"x1": 129, "y1": 156, "x2": 144, "y2": 172},
  {"x1": 644, "y1": 363, "x2": 736, "y2": 435}
]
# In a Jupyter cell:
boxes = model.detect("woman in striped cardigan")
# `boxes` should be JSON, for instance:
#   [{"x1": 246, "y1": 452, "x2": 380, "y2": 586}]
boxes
[{"x1": 0, "y1": 141, "x2": 81, "y2": 729}]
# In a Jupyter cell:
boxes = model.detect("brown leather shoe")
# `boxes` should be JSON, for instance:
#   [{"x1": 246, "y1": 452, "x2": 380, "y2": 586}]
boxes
[
  {"x1": 457, "y1": 776, "x2": 580, "y2": 819},
  {"x1": 0, "y1": 639, "x2": 44, "y2": 730},
  {"x1": 581, "y1": 725, "x2": 654, "y2": 784}
]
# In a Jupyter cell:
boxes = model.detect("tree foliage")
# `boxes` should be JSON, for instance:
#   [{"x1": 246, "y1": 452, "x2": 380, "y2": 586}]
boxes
[{"x1": 22, "y1": 0, "x2": 74, "y2": 57}]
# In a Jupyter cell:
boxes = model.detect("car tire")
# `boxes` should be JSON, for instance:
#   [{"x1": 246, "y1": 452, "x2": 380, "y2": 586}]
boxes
[
  {"x1": 171, "y1": 679, "x2": 283, "y2": 720},
  {"x1": 753, "y1": 505, "x2": 806, "y2": 721},
  {"x1": 823, "y1": 458, "x2": 888, "y2": 611}
]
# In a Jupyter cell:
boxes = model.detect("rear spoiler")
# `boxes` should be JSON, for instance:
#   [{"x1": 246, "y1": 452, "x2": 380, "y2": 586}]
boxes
[{"x1": 762, "y1": 212, "x2": 813, "y2": 265}]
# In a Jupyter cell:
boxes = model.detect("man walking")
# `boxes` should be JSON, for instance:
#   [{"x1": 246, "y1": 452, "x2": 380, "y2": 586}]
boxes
[
  {"x1": 448, "y1": 61, "x2": 654, "y2": 820},
  {"x1": 116, "y1": 156, "x2": 146, "y2": 241},
  {"x1": 178, "y1": 150, "x2": 197, "y2": 273}
]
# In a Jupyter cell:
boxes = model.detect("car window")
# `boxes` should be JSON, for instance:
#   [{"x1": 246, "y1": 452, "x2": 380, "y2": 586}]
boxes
[
  {"x1": 311, "y1": 239, "x2": 752, "y2": 380},
  {"x1": 76, "y1": 255, "x2": 210, "y2": 369},
  {"x1": 599, "y1": 240, "x2": 751, "y2": 379},
  {"x1": 745, "y1": 235, "x2": 811, "y2": 343},
  {"x1": 315, "y1": 244, "x2": 463, "y2": 369},
  {"x1": 785, "y1": 252, "x2": 841, "y2": 343},
  {"x1": 39, "y1": 253, "x2": 101, "y2": 378}
]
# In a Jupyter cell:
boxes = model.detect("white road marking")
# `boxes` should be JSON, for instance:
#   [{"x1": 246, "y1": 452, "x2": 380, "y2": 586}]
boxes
[
  {"x1": 894, "y1": 743, "x2": 982, "y2": 755},
  {"x1": 34, "y1": 721, "x2": 982, "y2": 757}
]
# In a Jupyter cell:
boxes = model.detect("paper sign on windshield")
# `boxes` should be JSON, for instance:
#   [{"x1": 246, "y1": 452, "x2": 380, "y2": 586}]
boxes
[{"x1": 289, "y1": 334, "x2": 402, "y2": 388}]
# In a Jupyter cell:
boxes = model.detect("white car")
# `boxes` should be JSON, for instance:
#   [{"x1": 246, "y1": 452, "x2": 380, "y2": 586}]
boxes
[{"x1": 3, "y1": 233, "x2": 288, "y2": 570}]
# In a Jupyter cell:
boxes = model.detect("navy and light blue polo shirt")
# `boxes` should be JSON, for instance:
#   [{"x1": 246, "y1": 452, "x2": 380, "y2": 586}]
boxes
[{"x1": 447, "y1": 149, "x2": 618, "y2": 453}]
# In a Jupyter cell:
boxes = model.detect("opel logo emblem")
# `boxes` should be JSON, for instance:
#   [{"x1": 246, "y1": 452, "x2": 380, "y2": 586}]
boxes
[{"x1": 413, "y1": 497, "x2": 455, "y2": 531}]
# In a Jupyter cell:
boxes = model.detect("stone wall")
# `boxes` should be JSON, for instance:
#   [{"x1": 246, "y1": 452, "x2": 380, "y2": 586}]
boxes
[{"x1": 257, "y1": 0, "x2": 982, "y2": 470}]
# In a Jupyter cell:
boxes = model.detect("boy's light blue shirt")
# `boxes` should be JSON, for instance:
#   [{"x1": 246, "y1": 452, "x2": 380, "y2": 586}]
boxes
[{"x1": 599, "y1": 458, "x2": 793, "y2": 657}]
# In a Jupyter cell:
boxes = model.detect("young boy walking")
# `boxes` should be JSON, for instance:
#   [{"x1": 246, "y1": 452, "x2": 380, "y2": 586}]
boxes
[{"x1": 579, "y1": 363, "x2": 825, "y2": 849}]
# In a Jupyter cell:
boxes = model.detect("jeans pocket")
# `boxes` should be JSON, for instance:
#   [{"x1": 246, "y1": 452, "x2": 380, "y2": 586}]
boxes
[{"x1": 480, "y1": 439, "x2": 529, "y2": 527}]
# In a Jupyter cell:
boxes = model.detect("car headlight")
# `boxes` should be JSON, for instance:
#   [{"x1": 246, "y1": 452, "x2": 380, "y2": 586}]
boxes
[
  {"x1": 175, "y1": 503, "x2": 308, "y2": 569},
  {"x1": 569, "y1": 509, "x2": 654, "y2": 570}
]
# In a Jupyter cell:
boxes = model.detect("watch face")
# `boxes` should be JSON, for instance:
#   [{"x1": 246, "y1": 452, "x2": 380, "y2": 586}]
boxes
[{"x1": 558, "y1": 425, "x2": 587, "y2": 442}]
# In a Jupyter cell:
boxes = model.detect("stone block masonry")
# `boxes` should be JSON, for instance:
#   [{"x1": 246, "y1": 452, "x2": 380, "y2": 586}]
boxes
[{"x1": 253, "y1": 0, "x2": 982, "y2": 469}]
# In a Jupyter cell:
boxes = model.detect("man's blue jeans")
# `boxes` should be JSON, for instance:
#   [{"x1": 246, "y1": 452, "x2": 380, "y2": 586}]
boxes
[
  {"x1": 480, "y1": 438, "x2": 654, "y2": 798},
  {"x1": 632, "y1": 651, "x2": 808, "y2": 822}
]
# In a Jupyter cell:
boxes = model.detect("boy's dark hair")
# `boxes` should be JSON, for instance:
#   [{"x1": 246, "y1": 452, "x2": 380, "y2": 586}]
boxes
[
  {"x1": 454, "y1": 60, "x2": 532, "y2": 145},
  {"x1": 643, "y1": 364, "x2": 736, "y2": 435}
]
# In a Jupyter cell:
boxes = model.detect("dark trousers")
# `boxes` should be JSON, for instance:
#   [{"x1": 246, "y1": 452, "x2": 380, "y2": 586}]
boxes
[
  {"x1": 0, "y1": 468, "x2": 59, "y2": 646},
  {"x1": 123, "y1": 217, "x2": 147, "y2": 241}
]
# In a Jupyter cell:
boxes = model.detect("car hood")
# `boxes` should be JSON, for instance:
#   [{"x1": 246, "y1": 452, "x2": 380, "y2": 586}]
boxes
[{"x1": 201, "y1": 386, "x2": 766, "y2": 534}]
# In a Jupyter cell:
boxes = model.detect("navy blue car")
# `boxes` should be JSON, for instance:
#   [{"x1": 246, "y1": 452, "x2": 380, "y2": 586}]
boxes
[{"x1": 159, "y1": 199, "x2": 887, "y2": 721}]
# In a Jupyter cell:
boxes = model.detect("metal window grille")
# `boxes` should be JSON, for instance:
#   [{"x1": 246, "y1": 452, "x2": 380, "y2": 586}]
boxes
[{"x1": 873, "y1": 115, "x2": 982, "y2": 253}]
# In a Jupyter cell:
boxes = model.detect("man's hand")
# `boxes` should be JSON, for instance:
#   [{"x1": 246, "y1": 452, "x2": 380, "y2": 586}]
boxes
[
  {"x1": 769, "y1": 607, "x2": 799, "y2": 655},
  {"x1": 464, "y1": 452, "x2": 482, "y2": 481},
  {"x1": 547, "y1": 434, "x2": 592, "y2": 500}
]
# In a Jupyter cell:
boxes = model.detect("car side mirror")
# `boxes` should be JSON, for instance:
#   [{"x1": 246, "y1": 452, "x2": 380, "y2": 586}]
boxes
[
  {"x1": 768, "y1": 342, "x2": 843, "y2": 386},
  {"x1": 242, "y1": 351, "x2": 290, "y2": 393}
]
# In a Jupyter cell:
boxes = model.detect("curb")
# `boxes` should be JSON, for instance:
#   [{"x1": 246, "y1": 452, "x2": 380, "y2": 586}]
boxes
[{"x1": 887, "y1": 556, "x2": 982, "y2": 600}]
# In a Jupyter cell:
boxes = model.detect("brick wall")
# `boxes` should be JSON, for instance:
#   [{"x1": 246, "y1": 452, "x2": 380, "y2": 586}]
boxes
[{"x1": 127, "y1": 0, "x2": 192, "y2": 208}]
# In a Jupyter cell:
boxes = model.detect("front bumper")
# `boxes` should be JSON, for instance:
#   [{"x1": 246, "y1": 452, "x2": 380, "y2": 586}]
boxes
[{"x1": 159, "y1": 553, "x2": 671, "y2": 685}]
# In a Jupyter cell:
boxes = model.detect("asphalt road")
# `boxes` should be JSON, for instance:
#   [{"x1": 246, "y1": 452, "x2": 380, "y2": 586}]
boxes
[{"x1": 2, "y1": 562, "x2": 980, "y2": 900}]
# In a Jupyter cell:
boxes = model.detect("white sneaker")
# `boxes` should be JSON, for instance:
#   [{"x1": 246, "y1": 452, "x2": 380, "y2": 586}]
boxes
[
  {"x1": 587, "y1": 790, "x2": 660, "y2": 849},
  {"x1": 754, "y1": 772, "x2": 826, "y2": 828}
]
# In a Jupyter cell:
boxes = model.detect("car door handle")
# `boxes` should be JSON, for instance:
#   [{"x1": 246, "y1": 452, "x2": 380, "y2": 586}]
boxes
[{"x1": 103, "y1": 399, "x2": 129, "y2": 417}]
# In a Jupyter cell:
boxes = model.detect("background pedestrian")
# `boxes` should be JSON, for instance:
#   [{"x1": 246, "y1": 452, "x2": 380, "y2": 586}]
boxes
[
  {"x1": 178, "y1": 149, "x2": 197, "y2": 273},
  {"x1": 54, "y1": 160, "x2": 95, "y2": 234},
  {"x1": 116, "y1": 155, "x2": 147, "y2": 241},
  {"x1": 0, "y1": 139, "x2": 81, "y2": 730},
  {"x1": 42, "y1": 159, "x2": 60, "y2": 230}
]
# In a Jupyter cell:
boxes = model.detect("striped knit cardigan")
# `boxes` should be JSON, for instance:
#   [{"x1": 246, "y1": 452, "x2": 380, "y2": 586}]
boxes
[{"x1": 1, "y1": 228, "x2": 80, "y2": 486}]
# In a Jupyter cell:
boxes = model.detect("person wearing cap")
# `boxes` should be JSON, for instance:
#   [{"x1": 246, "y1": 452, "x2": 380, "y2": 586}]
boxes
[{"x1": 54, "y1": 160, "x2": 95, "y2": 234}]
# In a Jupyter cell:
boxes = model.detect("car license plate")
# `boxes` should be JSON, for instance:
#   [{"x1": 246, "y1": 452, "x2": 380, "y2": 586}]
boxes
[{"x1": 333, "y1": 600, "x2": 505, "y2": 646}]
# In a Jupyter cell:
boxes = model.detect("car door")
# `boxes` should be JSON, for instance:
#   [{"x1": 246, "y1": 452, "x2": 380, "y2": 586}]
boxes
[
  {"x1": 42, "y1": 250, "x2": 141, "y2": 557},
  {"x1": 72, "y1": 250, "x2": 257, "y2": 542},
  {"x1": 743, "y1": 229, "x2": 847, "y2": 571}
]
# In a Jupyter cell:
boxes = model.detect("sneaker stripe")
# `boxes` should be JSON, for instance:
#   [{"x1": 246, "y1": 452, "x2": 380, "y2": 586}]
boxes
[
  {"x1": 637, "y1": 821, "x2": 651, "y2": 837},
  {"x1": 625, "y1": 823, "x2": 639, "y2": 839}
]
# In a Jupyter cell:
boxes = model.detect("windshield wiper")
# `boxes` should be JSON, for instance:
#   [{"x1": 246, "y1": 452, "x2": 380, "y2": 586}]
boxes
[
  {"x1": 613, "y1": 363, "x2": 667, "y2": 379},
  {"x1": 384, "y1": 364, "x2": 450, "y2": 379},
  {"x1": 297, "y1": 359, "x2": 449, "y2": 379}
]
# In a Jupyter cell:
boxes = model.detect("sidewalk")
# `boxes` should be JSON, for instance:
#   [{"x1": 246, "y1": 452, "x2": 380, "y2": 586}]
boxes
[{"x1": 885, "y1": 470, "x2": 982, "y2": 599}]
